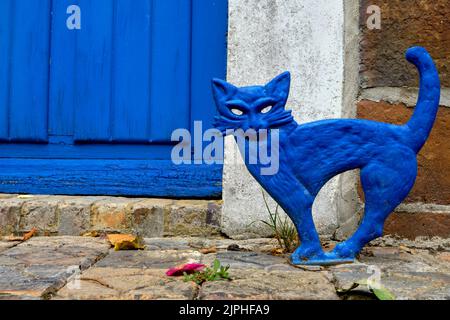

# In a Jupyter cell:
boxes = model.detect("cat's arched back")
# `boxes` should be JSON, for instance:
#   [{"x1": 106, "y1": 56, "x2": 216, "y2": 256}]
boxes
[{"x1": 212, "y1": 46, "x2": 440, "y2": 265}]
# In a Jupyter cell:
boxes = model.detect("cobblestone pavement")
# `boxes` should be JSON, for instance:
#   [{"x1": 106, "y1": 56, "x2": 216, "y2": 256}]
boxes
[{"x1": 0, "y1": 236, "x2": 448, "y2": 300}]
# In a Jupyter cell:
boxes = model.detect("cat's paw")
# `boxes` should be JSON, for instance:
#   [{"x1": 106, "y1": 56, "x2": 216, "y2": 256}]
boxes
[
  {"x1": 331, "y1": 242, "x2": 358, "y2": 260},
  {"x1": 290, "y1": 244, "x2": 324, "y2": 264}
]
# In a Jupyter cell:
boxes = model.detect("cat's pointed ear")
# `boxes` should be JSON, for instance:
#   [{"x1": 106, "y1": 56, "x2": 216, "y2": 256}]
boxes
[
  {"x1": 212, "y1": 78, "x2": 237, "y2": 101},
  {"x1": 265, "y1": 72, "x2": 291, "y2": 104}
]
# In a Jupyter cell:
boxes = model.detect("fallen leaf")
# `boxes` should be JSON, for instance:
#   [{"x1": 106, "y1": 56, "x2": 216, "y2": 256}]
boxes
[
  {"x1": 200, "y1": 247, "x2": 217, "y2": 254},
  {"x1": 4, "y1": 235, "x2": 24, "y2": 242},
  {"x1": 398, "y1": 245, "x2": 415, "y2": 254},
  {"x1": 350, "y1": 280, "x2": 396, "y2": 300},
  {"x1": 372, "y1": 287, "x2": 396, "y2": 300},
  {"x1": 166, "y1": 263, "x2": 206, "y2": 277},
  {"x1": 82, "y1": 231, "x2": 101, "y2": 238},
  {"x1": 17, "y1": 195, "x2": 34, "y2": 199},
  {"x1": 22, "y1": 228, "x2": 37, "y2": 241},
  {"x1": 271, "y1": 247, "x2": 285, "y2": 255},
  {"x1": 107, "y1": 234, "x2": 146, "y2": 251},
  {"x1": 4, "y1": 228, "x2": 37, "y2": 242}
]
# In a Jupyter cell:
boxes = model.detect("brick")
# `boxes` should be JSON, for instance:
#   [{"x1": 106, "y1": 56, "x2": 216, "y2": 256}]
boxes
[
  {"x1": 357, "y1": 100, "x2": 450, "y2": 204},
  {"x1": 385, "y1": 212, "x2": 450, "y2": 240},
  {"x1": 360, "y1": 0, "x2": 450, "y2": 87}
]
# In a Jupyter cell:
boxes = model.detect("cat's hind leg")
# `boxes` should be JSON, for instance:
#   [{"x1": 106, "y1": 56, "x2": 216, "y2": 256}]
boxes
[{"x1": 330, "y1": 151, "x2": 418, "y2": 260}]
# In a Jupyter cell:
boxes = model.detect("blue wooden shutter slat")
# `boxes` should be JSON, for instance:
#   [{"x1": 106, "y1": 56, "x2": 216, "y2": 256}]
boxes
[
  {"x1": 0, "y1": 0, "x2": 12, "y2": 140},
  {"x1": 111, "y1": 0, "x2": 152, "y2": 142},
  {"x1": 48, "y1": 0, "x2": 77, "y2": 137},
  {"x1": 149, "y1": 0, "x2": 191, "y2": 142},
  {"x1": 191, "y1": 0, "x2": 228, "y2": 161},
  {"x1": 8, "y1": 0, "x2": 50, "y2": 142},
  {"x1": 74, "y1": 0, "x2": 113, "y2": 142}
]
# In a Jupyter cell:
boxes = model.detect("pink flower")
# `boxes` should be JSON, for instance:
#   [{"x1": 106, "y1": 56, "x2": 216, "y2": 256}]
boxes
[{"x1": 166, "y1": 263, "x2": 206, "y2": 277}]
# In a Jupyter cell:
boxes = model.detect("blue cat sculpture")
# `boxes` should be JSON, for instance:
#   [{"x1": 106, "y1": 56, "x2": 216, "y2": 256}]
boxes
[{"x1": 212, "y1": 46, "x2": 441, "y2": 266}]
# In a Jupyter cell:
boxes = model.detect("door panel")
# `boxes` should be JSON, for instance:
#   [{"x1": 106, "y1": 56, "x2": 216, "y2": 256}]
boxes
[
  {"x1": 0, "y1": 0, "x2": 228, "y2": 197},
  {"x1": 49, "y1": 0, "x2": 79, "y2": 137},
  {"x1": 74, "y1": 0, "x2": 114, "y2": 142},
  {"x1": 149, "y1": 0, "x2": 191, "y2": 142},
  {"x1": 0, "y1": 0, "x2": 51, "y2": 142},
  {"x1": 0, "y1": 0, "x2": 11, "y2": 139},
  {"x1": 112, "y1": 0, "x2": 152, "y2": 142},
  {"x1": 73, "y1": 0, "x2": 191, "y2": 143}
]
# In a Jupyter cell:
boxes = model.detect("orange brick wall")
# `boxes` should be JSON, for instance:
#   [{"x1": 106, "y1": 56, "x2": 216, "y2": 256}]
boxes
[{"x1": 358, "y1": 0, "x2": 450, "y2": 239}]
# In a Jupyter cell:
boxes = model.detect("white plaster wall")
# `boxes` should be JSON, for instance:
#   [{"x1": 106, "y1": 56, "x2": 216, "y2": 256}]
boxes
[{"x1": 223, "y1": 0, "x2": 359, "y2": 238}]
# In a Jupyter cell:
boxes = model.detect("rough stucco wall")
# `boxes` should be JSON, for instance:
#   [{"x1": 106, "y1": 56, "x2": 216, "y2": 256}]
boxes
[{"x1": 223, "y1": 0, "x2": 358, "y2": 238}]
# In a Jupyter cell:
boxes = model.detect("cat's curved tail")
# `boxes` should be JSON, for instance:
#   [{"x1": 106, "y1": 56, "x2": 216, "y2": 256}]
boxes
[{"x1": 405, "y1": 46, "x2": 441, "y2": 153}]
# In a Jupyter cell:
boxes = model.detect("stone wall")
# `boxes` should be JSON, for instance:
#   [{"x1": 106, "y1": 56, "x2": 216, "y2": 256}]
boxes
[
  {"x1": 358, "y1": 0, "x2": 450, "y2": 239},
  {"x1": 222, "y1": 0, "x2": 360, "y2": 239},
  {"x1": 0, "y1": 194, "x2": 221, "y2": 238}
]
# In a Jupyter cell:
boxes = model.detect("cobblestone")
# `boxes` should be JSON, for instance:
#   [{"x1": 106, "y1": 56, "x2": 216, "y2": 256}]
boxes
[{"x1": 0, "y1": 236, "x2": 448, "y2": 300}]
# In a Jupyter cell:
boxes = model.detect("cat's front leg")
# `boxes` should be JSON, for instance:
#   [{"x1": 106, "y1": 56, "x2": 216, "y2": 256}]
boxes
[{"x1": 261, "y1": 172, "x2": 324, "y2": 264}]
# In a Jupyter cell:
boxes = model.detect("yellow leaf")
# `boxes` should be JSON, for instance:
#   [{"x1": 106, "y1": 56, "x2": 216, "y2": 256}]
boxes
[
  {"x1": 106, "y1": 234, "x2": 146, "y2": 251},
  {"x1": 199, "y1": 247, "x2": 217, "y2": 254},
  {"x1": 82, "y1": 231, "x2": 101, "y2": 238}
]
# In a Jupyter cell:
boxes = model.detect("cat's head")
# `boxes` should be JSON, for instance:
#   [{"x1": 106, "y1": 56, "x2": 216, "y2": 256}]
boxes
[{"x1": 212, "y1": 72, "x2": 294, "y2": 133}]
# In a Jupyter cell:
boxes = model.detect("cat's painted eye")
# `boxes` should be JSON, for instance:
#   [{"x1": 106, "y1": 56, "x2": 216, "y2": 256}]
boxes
[
  {"x1": 260, "y1": 106, "x2": 273, "y2": 114},
  {"x1": 230, "y1": 108, "x2": 244, "y2": 116}
]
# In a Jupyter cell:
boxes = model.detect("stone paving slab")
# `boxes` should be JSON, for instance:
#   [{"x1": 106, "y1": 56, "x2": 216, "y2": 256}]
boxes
[
  {"x1": 94, "y1": 249, "x2": 203, "y2": 269},
  {"x1": 199, "y1": 269, "x2": 338, "y2": 300},
  {"x1": 330, "y1": 246, "x2": 450, "y2": 300},
  {"x1": 0, "y1": 195, "x2": 222, "y2": 238},
  {"x1": 0, "y1": 237, "x2": 110, "y2": 300},
  {"x1": 55, "y1": 267, "x2": 198, "y2": 300},
  {"x1": 213, "y1": 251, "x2": 295, "y2": 271},
  {"x1": 0, "y1": 241, "x2": 20, "y2": 254},
  {"x1": 0, "y1": 236, "x2": 449, "y2": 300},
  {"x1": 145, "y1": 237, "x2": 278, "y2": 253}
]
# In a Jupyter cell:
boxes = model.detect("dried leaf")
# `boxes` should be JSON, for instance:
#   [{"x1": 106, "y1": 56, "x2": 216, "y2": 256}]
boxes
[
  {"x1": 199, "y1": 247, "x2": 217, "y2": 254},
  {"x1": 82, "y1": 231, "x2": 101, "y2": 238},
  {"x1": 271, "y1": 247, "x2": 285, "y2": 256},
  {"x1": 4, "y1": 228, "x2": 37, "y2": 242},
  {"x1": 398, "y1": 245, "x2": 415, "y2": 254},
  {"x1": 4, "y1": 235, "x2": 24, "y2": 242},
  {"x1": 22, "y1": 228, "x2": 37, "y2": 241},
  {"x1": 107, "y1": 234, "x2": 146, "y2": 251}
]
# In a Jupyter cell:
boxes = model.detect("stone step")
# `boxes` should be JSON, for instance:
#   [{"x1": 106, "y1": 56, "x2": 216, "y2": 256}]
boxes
[{"x1": 0, "y1": 194, "x2": 222, "y2": 238}]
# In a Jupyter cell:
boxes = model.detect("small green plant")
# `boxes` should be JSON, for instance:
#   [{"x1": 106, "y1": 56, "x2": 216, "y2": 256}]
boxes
[
  {"x1": 339, "y1": 280, "x2": 396, "y2": 300},
  {"x1": 252, "y1": 190, "x2": 299, "y2": 253},
  {"x1": 183, "y1": 259, "x2": 231, "y2": 285}
]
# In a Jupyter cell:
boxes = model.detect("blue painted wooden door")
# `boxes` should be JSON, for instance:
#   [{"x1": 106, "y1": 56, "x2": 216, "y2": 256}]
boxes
[{"x1": 0, "y1": 0, "x2": 227, "y2": 197}]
